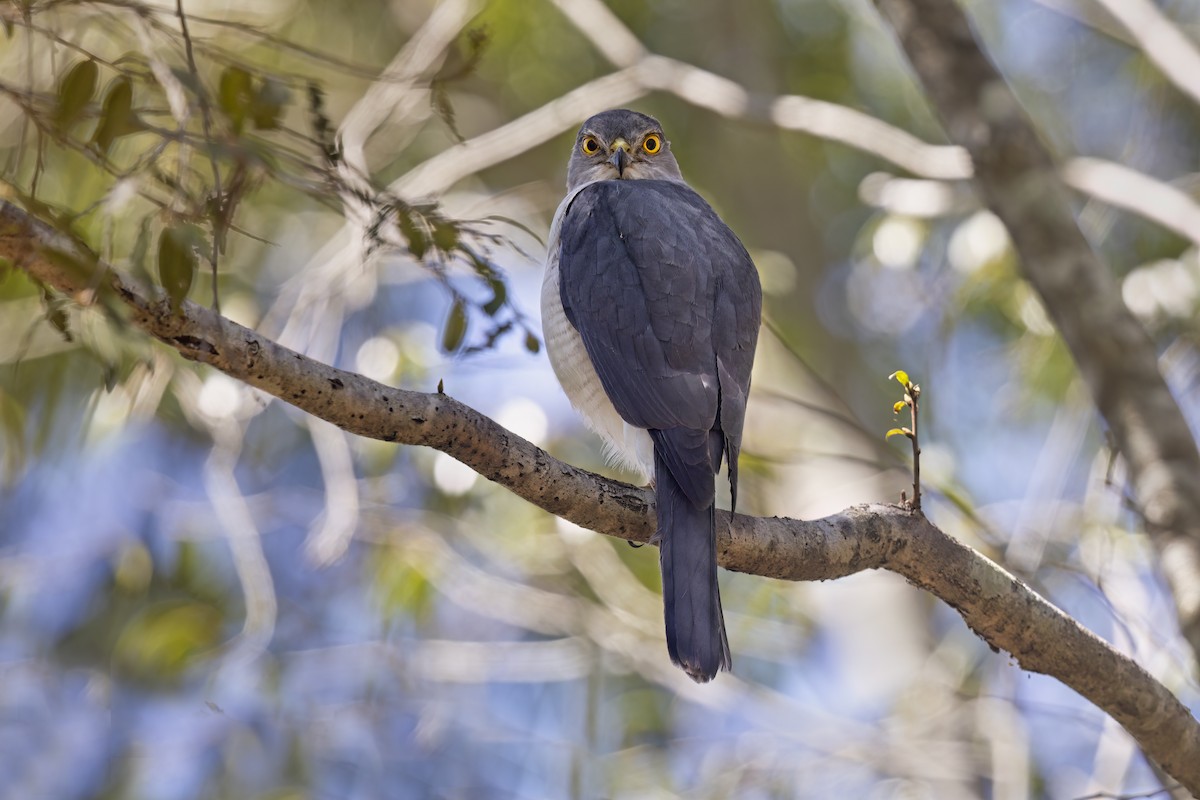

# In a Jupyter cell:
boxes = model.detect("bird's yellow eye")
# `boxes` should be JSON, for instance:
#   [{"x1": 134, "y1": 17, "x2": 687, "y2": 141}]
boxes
[
  {"x1": 581, "y1": 136, "x2": 600, "y2": 155},
  {"x1": 642, "y1": 134, "x2": 662, "y2": 154}
]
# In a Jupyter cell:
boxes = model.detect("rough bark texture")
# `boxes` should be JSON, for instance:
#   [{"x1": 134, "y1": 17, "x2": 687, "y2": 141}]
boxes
[
  {"x1": 874, "y1": 0, "x2": 1200, "y2": 671},
  {"x1": 2, "y1": 200, "x2": 1199, "y2": 792}
]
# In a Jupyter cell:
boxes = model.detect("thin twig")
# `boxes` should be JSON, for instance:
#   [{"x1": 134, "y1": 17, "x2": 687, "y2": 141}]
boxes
[
  {"x1": 1072, "y1": 785, "x2": 1183, "y2": 800},
  {"x1": 175, "y1": 0, "x2": 223, "y2": 313},
  {"x1": 1092, "y1": 0, "x2": 1200, "y2": 107},
  {"x1": 909, "y1": 382, "x2": 921, "y2": 511}
]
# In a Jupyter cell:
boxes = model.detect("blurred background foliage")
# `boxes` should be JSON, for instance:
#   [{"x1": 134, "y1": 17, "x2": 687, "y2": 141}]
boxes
[{"x1": 2, "y1": 0, "x2": 1199, "y2": 798}]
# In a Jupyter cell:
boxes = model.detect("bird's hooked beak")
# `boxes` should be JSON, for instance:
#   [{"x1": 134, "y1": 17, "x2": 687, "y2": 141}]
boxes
[{"x1": 609, "y1": 138, "x2": 631, "y2": 176}]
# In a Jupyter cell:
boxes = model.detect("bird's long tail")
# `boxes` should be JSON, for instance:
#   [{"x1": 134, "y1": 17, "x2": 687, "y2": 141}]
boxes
[{"x1": 655, "y1": 447, "x2": 731, "y2": 683}]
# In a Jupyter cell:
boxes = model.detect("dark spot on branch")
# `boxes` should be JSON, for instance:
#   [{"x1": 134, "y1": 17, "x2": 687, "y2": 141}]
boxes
[
  {"x1": 328, "y1": 377, "x2": 344, "y2": 390},
  {"x1": 411, "y1": 417, "x2": 425, "y2": 424},
  {"x1": 172, "y1": 335, "x2": 217, "y2": 355},
  {"x1": 613, "y1": 492, "x2": 648, "y2": 514}
]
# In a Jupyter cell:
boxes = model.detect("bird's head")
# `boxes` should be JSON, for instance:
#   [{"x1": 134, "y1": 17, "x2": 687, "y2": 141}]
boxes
[{"x1": 566, "y1": 109, "x2": 684, "y2": 190}]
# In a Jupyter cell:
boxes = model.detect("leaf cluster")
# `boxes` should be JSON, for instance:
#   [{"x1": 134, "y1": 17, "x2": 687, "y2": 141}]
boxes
[{"x1": 1, "y1": 2, "x2": 530, "y2": 359}]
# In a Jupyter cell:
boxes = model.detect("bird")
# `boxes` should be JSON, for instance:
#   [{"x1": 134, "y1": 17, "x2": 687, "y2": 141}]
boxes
[{"x1": 542, "y1": 109, "x2": 762, "y2": 682}]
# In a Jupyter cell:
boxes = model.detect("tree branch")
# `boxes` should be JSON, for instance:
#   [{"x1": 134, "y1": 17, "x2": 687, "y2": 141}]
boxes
[
  {"x1": 1093, "y1": 0, "x2": 1200, "y2": 108},
  {"x1": 861, "y1": 159, "x2": 1200, "y2": 252},
  {"x1": 2, "y1": 200, "x2": 1198, "y2": 793},
  {"x1": 873, "y1": 0, "x2": 1200, "y2": 670}
]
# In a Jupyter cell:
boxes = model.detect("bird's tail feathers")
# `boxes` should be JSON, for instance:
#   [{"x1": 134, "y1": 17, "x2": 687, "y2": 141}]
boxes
[{"x1": 656, "y1": 449, "x2": 731, "y2": 683}]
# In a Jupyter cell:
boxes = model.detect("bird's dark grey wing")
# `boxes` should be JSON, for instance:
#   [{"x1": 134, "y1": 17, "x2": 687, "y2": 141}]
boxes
[
  {"x1": 558, "y1": 180, "x2": 761, "y2": 506},
  {"x1": 712, "y1": 232, "x2": 761, "y2": 508}
]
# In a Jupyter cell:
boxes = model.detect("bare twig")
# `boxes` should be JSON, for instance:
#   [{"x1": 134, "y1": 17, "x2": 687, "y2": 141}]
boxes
[
  {"x1": 862, "y1": 160, "x2": 1200, "y2": 252},
  {"x1": 2, "y1": 199, "x2": 1198, "y2": 794},
  {"x1": 179, "y1": 373, "x2": 278, "y2": 664},
  {"x1": 175, "y1": 0, "x2": 222, "y2": 312},
  {"x1": 1093, "y1": 0, "x2": 1200, "y2": 108},
  {"x1": 1072, "y1": 785, "x2": 1183, "y2": 800},
  {"x1": 302, "y1": 416, "x2": 361, "y2": 566},
  {"x1": 1061, "y1": 158, "x2": 1200, "y2": 250}
]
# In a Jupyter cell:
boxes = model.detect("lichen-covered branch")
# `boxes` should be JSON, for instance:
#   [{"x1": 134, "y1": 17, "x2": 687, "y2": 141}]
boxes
[
  {"x1": 874, "y1": 0, "x2": 1200, "y2": 672},
  {"x1": 1, "y1": 200, "x2": 1198, "y2": 793}
]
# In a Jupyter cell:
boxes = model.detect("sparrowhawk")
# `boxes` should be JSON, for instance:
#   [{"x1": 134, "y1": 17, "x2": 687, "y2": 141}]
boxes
[{"x1": 542, "y1": 109, "x2": 762, "y2": 682}]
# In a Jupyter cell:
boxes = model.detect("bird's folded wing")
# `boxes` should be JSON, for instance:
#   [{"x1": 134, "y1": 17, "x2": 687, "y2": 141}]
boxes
[{"x1": 558, "y1": 179, "x2": 761, "y2": 505}]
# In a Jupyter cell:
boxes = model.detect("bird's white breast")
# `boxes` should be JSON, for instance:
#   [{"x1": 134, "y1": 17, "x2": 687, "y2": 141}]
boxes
[{"x1": 543, "y1": 184, "x2": 655, "y2": 481}]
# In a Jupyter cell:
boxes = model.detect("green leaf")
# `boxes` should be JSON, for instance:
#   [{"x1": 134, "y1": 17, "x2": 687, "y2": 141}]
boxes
[
  {"x1": 114, "y1": 600, "x2": 222, "y2": 683},
  {"x1": 440, "y1": 298, "x2": 467, "y2": 352},
  {"x1": 481, "y1": 214, "x2": 545, "y2": 247},
  {"x1": 0, "y1": 388, "x2": 28, "y2": 484},
  {"x1": 218, "y1": 66, "x2": 254, "y2": 134},
  {"x1": 130, "y1": 214, "x2": 154, "y2": 286},
  {"x1": 92, "y1": 77, "x2": 141, "y2": 153},
  {"x1": 102, "y1": 361, "x2": 119, "y2": 393},
  {"x1": 375, "y1": 555, "x2": 435, "y2": 622},
  {"x1": 158, "y1": 224, "x2": 198, "y2": 313},
  {"x1": 397, "y1": 211, "x2": 428, "y2": 260},
  {"x1": 524, "y1": 331, "x2": 540, "y2": 354},
  {"x1": 250, "y1": 76, "x2": 290, "y2": 130},
  {"x1": 431, "y1": 83, "x2": 463, "y2": 143},
  {"x1": 183, "y1": 222, "x2": 213, "y2": 264},
  {"x1": 39, "y1": 284, "x2": 72, "y2": 342},
  {"x1": 55, "y1": 60, "x2": 98, "y2": 131},
  {"x1": 889, "y1": 369, "x2": 910, "y2": 386},
  {"x1": 482, "y1": 276, "x2": 506, "y2": 316},
  {"x1": 432, "y1": 220, "x2": 458, "y2": 252}
]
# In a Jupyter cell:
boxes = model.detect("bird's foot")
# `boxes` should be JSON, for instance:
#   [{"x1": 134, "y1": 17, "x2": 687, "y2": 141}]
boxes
[
  {"x1": 630, "y1": 526, "x2": 662, "y2": 549},
  {"x1": 627, "y1": 480, "x2": 657, "y2": 548}
]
